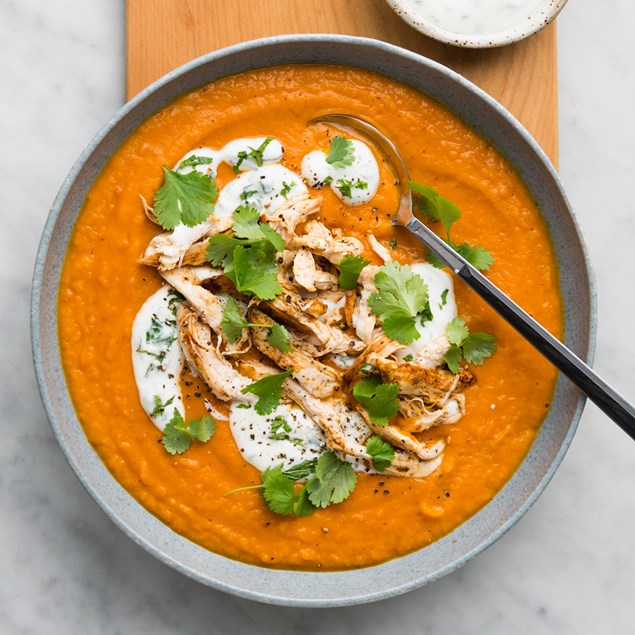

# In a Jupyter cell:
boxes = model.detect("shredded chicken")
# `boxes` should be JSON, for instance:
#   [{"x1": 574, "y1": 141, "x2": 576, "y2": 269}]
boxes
[{"x1": 141, "y1": 189, "x2": 476, "y2": 482}]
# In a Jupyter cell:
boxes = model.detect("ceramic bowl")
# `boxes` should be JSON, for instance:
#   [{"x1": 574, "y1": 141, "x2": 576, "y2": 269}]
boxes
[
  {"x1": 386, "y1": 0, "x2": 569, "y2": 48},
  {"x1": 31, "y1": 34, "x2": 593, "y2": 607}
]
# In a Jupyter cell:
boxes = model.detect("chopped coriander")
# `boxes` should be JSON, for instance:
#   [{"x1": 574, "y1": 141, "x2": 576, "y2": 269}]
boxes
[
  {"x1": 236, "y1": 403, "x2": 251, "y2": 409},
  {"x1": 443, "y1": 316, "x2": 496, "y2": 373},
  {"x1": 269, "y1": 415, "x2": 292, "y2": 440},
  {"x1": 439, "y1": 288, "x2": 449, "y2": 309},
  {"x1": 266, "y1": 322, "x2": 292, "y2": 353},
  {"x1": 337, "y1": 254, "x2": 370, "y2": 290},
  {"x1": 150, "y1": 394, "x2": 174, "y2": 418},
  {"x1": 162, "y1": 410, "x2": 216, "y2": 455},
  {"x1": 306, "y1": 452, "x2": 357, "y2": 507},
  {"x1": 153, "y1": 167, "x2": 218, "y2": 230},
  {"x1": 353, "y1": 376, "x2": 400, "y2": 426},
  {"x1": 240, "y1": 369, "x2": 294, "y2": 415},
  {"x1": 365, "y1": 436, "x2": 395, "y2": 471},
  {"x1": 234, "y1": 137, "x2": 274, "y2": 173},
  {"x1": 368, "y1": 261, "x2": 431, "y2": 344},
  {"x1": 283, "y1": 459, "x2": 317, "y2": 481},
  {"x1": 325, "y1": 135, "x2": 355, "y2": 168},
  {"x1": 402, "y1": 354, "x2": 414, "y2": 362},
  {"x1": 280, "y1": 181, "x2": 296, "y2": 199},
  {"x1": 178, "y1": 155, "x2": 214, "y2": 171},
  {"x1": 323, "y1": 175, "x2": 333, "y2": 185},
  {"x1": 240, "y1": 189, "x2": 258, "y2": 201},
  {"x1": 408, "y1": 181, "x2": 493, "y2": 271},
  {"x1": 261, "y1": 465, "x2": 296, "y2": 515},
  {"x1": 388, "y1": 239, "x2": 398, "y2": 250},
  {"x1": 335, "y1": 178, "x2": 367, "y2": 198}
]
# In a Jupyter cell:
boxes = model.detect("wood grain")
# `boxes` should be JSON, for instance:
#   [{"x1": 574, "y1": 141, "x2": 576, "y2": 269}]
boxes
[{"x1": 126, "y1": 0, "x2": 558, "y2": 163}]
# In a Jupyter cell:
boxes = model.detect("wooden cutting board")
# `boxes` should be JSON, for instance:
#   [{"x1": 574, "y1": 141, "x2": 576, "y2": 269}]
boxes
[{"x1": 126, "y1": 0, "x2": 558, "y2": 164}]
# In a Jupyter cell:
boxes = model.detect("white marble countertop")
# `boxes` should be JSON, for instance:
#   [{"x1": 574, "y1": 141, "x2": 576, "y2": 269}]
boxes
[{"x1": 1, "y1": 1, "x2": 634, "y2": 632}]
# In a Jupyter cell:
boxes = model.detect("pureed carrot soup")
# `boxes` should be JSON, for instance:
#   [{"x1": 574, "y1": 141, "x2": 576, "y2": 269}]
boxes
[{"x1": 58, "y1": 65, "x2": 562, "y2": 570}]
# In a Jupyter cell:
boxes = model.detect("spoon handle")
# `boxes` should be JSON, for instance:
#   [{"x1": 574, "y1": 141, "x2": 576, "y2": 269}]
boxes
[{"x1": 405, "y1": 216, "x2": 635, "y2": 438}]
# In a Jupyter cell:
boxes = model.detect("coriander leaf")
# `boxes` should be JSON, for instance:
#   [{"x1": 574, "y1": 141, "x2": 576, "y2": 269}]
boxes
[
  {"x1": 231, "y1": 206, "x2": 284, "y2": 251},
  {"x1": 443, "y1": 317, "x2": 496, "y2": 373},
  {"x1": 220, "y1": 297, "x2": 251, "y2": 344},
  {"x1": 186, "y1": 415, "x2": 216, "y2": 442},
  {"x1": 445, "y1": 316, "x2": 469, "y2": 346},
  {"x1": 241, "y1": 369, "x2": 293, "y2": 415},
  {"x1": 206, "y1": 234, "x2": 238, "y2": 267},
  {"x1": 388, "y1": 239, "x2": 398, "y2": 250},
  {"x1": 408, "y1": 181, "x2": 461, "y2": 238},
  {"x1": 338, "y1": 255, "x2": 370, "y2": 290},
  {"x1": 266, "y1": 322, "x2": 292, "y2": 353},
  {"x1": 454, "y1": 242, "x2": 494, "y2": 271},
  {"x1": 353, "y1": 376, "x2": 400, "y2": 426},
  {"x1": 439, "y1": 288, "x2": 449, "y2": 308},
  {"x1": 154, "y1": 167, "x2": 218, "y2": 230},
  {"x1": 368, "y1": 262, "x2": 430, "y2": 344},
  {"x1": 443, "y1": 345, "x2": 462, "y2": 374},
  {"x1": 161, "y1": 410, "x2": 216, "y2": 455},
  {"x1": 335, "y1": 179, "x2": 353, "y2": 198},
  {"x1": 261, "y1": 465, "x2": 295, "y2": 515},
  {"x1": 402, "y1": 354, "x2": 414, "y2": 362},
  {"x1": 307, "y1": 452, "x2": 357, "y2": 508},
  {"x1": 461, "y1": 332, "x2": 496, "y2": 365},
  {"x1": 178, "y1": 155, "x2": 214, "y2": 170},
  {"x1": 232, "y1": 205, "x2": 263, "y2": 240},
  {"x1": 365, "y1": 436, "x2": 395, "y2": 471},
  {"x1": 326, "y1": 135, "x2": 355, "y2": 168},
  {"x1": 233, "y1": 243, "x2": 282, "y2": 299},
  {"x1": 283, "y1": 459, "x2": 317, "y2": 482},
  {"x1": 292, "y1": 485, "x2": 317, "y2": 517}
]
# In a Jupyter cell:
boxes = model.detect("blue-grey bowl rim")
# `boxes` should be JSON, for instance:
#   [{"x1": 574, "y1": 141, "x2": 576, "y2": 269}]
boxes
[{"x1": 31, "y1": 33, "x2": 596, "y2": 607}]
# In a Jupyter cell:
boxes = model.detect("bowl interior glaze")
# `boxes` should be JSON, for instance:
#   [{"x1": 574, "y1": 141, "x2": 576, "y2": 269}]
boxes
[{"x1": 31, "y1": 35, "x2": 593, "y2": 607}]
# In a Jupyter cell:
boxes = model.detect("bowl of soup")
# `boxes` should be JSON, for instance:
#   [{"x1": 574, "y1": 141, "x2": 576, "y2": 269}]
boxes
[{"x1": 31, "y1": 34, "x2": 593, "y2": 606}]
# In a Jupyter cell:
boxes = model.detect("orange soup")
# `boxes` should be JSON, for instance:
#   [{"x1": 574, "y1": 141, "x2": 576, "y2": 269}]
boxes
[{"x1": 58, "y1": 65, "x2": 562, "y2": 570}]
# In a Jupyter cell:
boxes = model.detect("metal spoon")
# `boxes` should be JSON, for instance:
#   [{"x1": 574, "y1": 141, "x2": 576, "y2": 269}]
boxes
[{"x1": 312, "y1": 114, "x2": 635, "y2": 438}]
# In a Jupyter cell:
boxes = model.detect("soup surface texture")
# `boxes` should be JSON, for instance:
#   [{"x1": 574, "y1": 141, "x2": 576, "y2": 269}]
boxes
[{"x1": 59, "y1": 65, "x2": 562, "y2": 570}]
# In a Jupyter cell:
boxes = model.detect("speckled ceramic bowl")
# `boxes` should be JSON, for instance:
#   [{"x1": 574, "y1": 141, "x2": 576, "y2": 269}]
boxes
[
  {"x1": 386, "y1": 0, "x2": 569, "y2": 48},
  {"x1": 31, "y1": 35, "x2": 593, "y2": 607}
]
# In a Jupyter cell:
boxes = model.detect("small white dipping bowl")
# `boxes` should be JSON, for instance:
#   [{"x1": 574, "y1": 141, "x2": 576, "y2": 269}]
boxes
[{"x1": 386, "y1": 0, "x2": 569, "y2": 48}]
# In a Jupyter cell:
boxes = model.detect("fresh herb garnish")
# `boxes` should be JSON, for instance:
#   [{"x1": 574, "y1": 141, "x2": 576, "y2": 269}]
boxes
[
  {"x1": 240, "y1": 189, "x2": 258, "y2": 201},
  {"x1": 408, "y1": 182, "x2": 494, "y2": 271},
  {"x1": 220, "y1": 297, "x2": 291, "y2": 351},
  {"x1": 234, "y1": 137, "x2": 274, "y2": 173},
  {"x1": 325, "y1": 135, "x2": 355, "y2": 168},
  {"x1": 337, "y1": 255, "x2": 370, "y2": 290},
  {"x1": 305, "y1": 452, "x2": 357, "y2": 508},
  {"x1": 269, "y1": 415, "x2": 292, "y2": 440},
  {"x1": 207, "y1": 207, "x2": 284, "y2": 300},
  {"x1": 388, "y1": 239, "x2": 398, "y2": 250},
  {"x1": 266, "y1": 322, "x2": 292, "y2": 352},
  {"x1": 365, "y1": 435, "x2": 395, "y2": 471},
  {"x1": 439, "y1": 288, "x2": 449, "y2": 309},
  {"x1": 178, "y1": 155, "x2": 214, "y2": 171},
  {"x1": 402, "y1": 354, "x2": 414, "y2": 362},
  {"x1": 443, "y1": 316, "x2": 496, "y2": 373},
  {"x1": 353, "y1": 376, "x2": 400, "y2": 426},
  {"x1": 150, "y1": 394, "x2": 175, "y2": 418},
  {"x1": 162, "y1": 410, "x2": 216, "y2": 455},
  {"x1": 153, "y1": 167, "x2": 218, "y2": 230},
  {"x1": 225, "y1": 452, "x2": 355, "y2": 517},
  {"x1": 368, "y1": 261, "x2": 431, "y2": 344},
  {"x1": 281, "y1": 181, "x2": 295, "y2": 199},
  {"x1": 240, "y1": 369, "x2": 294, "y2": 415},
  {"x1": 335, "y1": 178, "x2": 367, "y2": 198}
]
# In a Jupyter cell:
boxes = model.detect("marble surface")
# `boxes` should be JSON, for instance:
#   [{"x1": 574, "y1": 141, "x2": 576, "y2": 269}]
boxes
[{"x1": 1, "y1": 0, "x2": 634, "y2": 632}]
